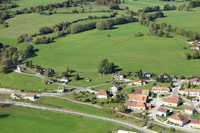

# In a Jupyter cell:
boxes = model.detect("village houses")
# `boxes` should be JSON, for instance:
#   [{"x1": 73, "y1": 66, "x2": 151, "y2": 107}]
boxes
[
  {"x1": 159, "y1": 73, "x2": 170, "y2": 79},
  {"x1": 134, "y1": 89, "x2": 149, "y2": 96},
  {"x1": 24, "y1": 94, "x2": 38, "y2": 101},
  {"x1": 143, "y1": 72, "x2": 152, "y2": 78},
  {"x1": 57, "y1": 86, "x2": 65, "y2": 93},
  {"x1": 17, "y1": 65, "x2": 26, "y2": 72},
  {"x1": 97, "y1": 89, "x2": 108, "y2": 99},
  {"x1": 10, "y1": 93, "x2": 21, "y2": 100},
  {"x1": 157, "y1": 107, "x2": 172, "y2": 117},
  {"x1": 189, "y1": 78, "x2": 200, "y2": 85},
  {"x1": 185, "y1": 106, "x2": 197, "y2": 115},
  {"x1": 184, "y1": 89, "x2": 200, "y2": 96},
  {"x1": 163, "y1": 96, "x2": 182, "y2": 107},
  {"x1": 114, "y1": 74, "x2": 124, "y2": 80},
  {"x1": 133, "y1": 79, "x2": 147, "y2": 86},
  {"x1": 125, "y1": 101, "x2": 146, "y2": 111},
  {"x1": 152, "y1": 86, "x2": 170, "y2": 94},
  {"x1": 190, "y1": 44, "x2": 200, "y2": 50},
  {"x1": 190, "y1": 119, "x2": 200, "y2": 129},
  {"x1": 128, "y1": 94, "x2": 148, "y2": 102},
  {"x1": 58, "y1": 77, "x2": 70, "y2": 83},
  {"x1": 110, "y1": 84, "x2": 120, "y2": 95},
  {"x1": 168, "y1": 114, "x2": 190, "y2": 126}
]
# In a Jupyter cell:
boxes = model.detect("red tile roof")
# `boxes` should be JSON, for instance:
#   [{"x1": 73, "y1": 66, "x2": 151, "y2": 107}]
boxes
[
  {"x1": 185, "y1": 106, "x2": 195, "y2": 111},
  {"x1": 170, "y1": 114, "x2": 190, "y2": 123},
  {"x1": 98, "y1": 90, "x2": 107, "y2": 96},
  {"x1": 189, "y1": 78, "x2": 200, "y2": 83},
  {"x1": 184, "y1": 89, "x2": 200, "y2": 92},
  {"x1": 134, "y1": 89, "x2": 149, "y2": 95},
  {"x1": 152, "y1": 86, "x2": 170, "y2": 91},
  {"x1": 158, "y1": 108, "x2": 169, "y2": 113},
  {"x1": 25, "y1": 94, "x2": 36, "y2": 97},
  {"x1": 164, "y1": 96, "x2": 180, "y2": 104},
  {"x1": 125, "y1": 101, "x2": 146, "y2": 108},
  {"x1": 191, "y1": 119, "x2": 200, "y2": 124},
  {"x1": 128, "y1": 94, "x2": 148, "y2": 101}
]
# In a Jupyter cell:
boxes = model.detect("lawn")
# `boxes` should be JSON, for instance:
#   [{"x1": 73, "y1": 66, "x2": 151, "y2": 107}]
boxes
[
  {"x1": 156, "y1": 8, "x2": 200, "y2": 34},
  {"x1": 0, "y1": 72, "x2": 58, "y2": 92},
  {"x1": 0, "y1": 106, "x2": 133, "y2": 133}
]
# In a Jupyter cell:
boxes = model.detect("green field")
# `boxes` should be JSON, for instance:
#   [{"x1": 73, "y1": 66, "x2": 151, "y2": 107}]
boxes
[
  {"x1": 0, "y1": 72, "x2": 58, "y2": 92},
  {"x1": 0, "y1": 106, "x2": 131, "y2": 133},
  {"x1": 156, "y1": 8, "x2": 200, "y2": 33},
  {"x1": 28, "y1": 22, "x2": 198, "y2": 85}
]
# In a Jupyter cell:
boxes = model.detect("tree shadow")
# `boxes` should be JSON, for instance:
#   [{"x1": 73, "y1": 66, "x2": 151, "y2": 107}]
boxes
[
  {"x1": 0, "y1": 114, "x2": 10, "y2": 119},
  {"x1": 113, "y1": 65, "x2": 123, "y2": 73}
]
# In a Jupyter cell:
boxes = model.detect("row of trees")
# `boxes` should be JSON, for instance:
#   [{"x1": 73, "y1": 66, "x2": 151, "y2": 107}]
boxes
[
  {"x1": 138, "y1": 6, "x2": 160, "y2": 13},
  {"x1": 189, "y1": 0, "x2": 200, "y2": 8},
  {"x1": 95, "y1": 0, "x2": 120, "y2": 9},
  {"x1": 139, "y1": 12, "x2": 200, "y2": 40}
]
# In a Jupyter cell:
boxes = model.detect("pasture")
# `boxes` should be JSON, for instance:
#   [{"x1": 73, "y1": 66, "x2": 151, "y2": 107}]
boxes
[
  {"x1": 0, "y1": 106, "x2": 131, "y2": 133},
  {"x1": 156, "y1": 8, "x2": 200, "y2": 33}
]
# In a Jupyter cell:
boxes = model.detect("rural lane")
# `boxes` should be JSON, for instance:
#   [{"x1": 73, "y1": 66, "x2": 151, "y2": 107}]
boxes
[{"x1": 0, "y1": 100, "x2": 155, "y2": 133}]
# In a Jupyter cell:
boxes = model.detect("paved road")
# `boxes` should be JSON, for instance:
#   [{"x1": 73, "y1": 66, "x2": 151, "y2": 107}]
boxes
[{"x1": 0, "y1": 100, "x2": 154, "y2": 133}]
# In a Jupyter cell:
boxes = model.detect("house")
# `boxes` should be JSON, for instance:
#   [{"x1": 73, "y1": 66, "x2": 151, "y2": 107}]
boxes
[
  {"x1": 134, "y1": 89, "x2": 149, "y2": 96},
  {"x1": 125, "y1": 101, "x2": 146, "y2": 111},
  {"x1": 190, "y1": 45, "x2": 200, "y2": 50},
  {"x1": 97, "y1": 90, "x2": 108, "y2": 99},
  {"x1": 189, "y1": 78, "x2": 200, "y2": 85},
  {"x1": 114, "y1": 74, "x2": 124, "y2": 80},
  {"x1": 159, "y1": 73, "x2": 170, "y2": 79},
  {"x1": 185, "y1": 106, "x2": 196, "y2": 115},
  {"x1": 172, "y1": 75, "x2": 178, "y2": 82},
  {"x1": 168, "y1": 114, "x2": 190, "y2": 126},
  {"x1": 190, "y1": 119, "x2": 200, "y2": 128},
  {"x1": 146, "y1": 103, "x2": 152, "y2": 109},
  {"x1": 110, "y1": 84, "x2": 120, "y2": 94},
  {"x1": 163, "y1": 96, "x2": 182, "y2": 107},
  {"x1": 66, "y1": 88, "x2": 72, "y2": 92},
  {"x1": 143, "y1": 72, "x2": 152, "y2": 78},
  {"x1": 85, "y1": 78, "x2": 91, "y2": 82},
  {"x1": 192, "y1": 98, "x2": 199, "y2": 103},
  {"x1": 10, "y1": 93, "x2": 21, "y2": 100},
  {"x1": 133, "y1": 79, "x2": 147, "y2": 86},
  {"x1": 17, "y1": 65, "x2": 26, "y2": 72},
  {"x1": 184, "y1": 89, "x2": 200, "y2": 96},
  {"x1": 157, "y1": 108, "x2": 172, "y2": 117},
  {"x1": 58, "y1": 77, "x2": 70, "y2": 83},
  {"x1": 57, "y1": 86, "x2": 65, "y2": 93},
  {"x1": 24, "y1": 94, "x2": 37, "y2": 101},
  {"x1": 152, "y1": 86, "x2": 170, "y2": 94},
  {"x1": 128, "y1": 94, "x2": 148, "y2": 102}
]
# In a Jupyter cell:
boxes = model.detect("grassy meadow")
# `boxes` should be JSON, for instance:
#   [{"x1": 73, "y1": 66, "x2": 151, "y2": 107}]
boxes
[
  {"x1": 156, "y1": 8, "x2": 200, "y2": 33},
  {"x1": 0, "y1": 106, "x2": 131, "y2": 133}
]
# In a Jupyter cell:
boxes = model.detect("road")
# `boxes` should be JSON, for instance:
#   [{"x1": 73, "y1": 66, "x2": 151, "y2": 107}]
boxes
[{"x1": 0, "y1": 100, "x2": 155, "y2": 133}]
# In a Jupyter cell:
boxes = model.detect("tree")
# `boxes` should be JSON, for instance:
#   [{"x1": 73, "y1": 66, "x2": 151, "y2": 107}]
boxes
[
  {"x1": 98, "y1": 59, "x2": 115, "y2": 75},
  {"x1": 96, "y1": 20, "x2": 113, "y2": 30},
  {"x1": 184, "y1": 53, "x2": 191, "y2": 60},
  {"x1": 192, "y1": 50, "x2": 200, "y2": 59},
  {"x1": 75, "y1": 74, "x2": 80, "y2": 80},
  {"x1": 118, "y1": 104, "x2": 127, "y2": 113}
]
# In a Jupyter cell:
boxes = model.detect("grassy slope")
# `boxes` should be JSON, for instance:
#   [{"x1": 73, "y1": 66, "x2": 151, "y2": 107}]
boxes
[
  {"x1": 0, "y1": 72, "x2": 58, "y2": 92},
  {"x1": 28, "y1": 22, "x2": 199, "y2": 86},
  {"x1": 156, "y1": 8, "x2": 200, "y2": 33},
  {"x1": 0, "y1": 106, "x2": 127, "y2": 133}
]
